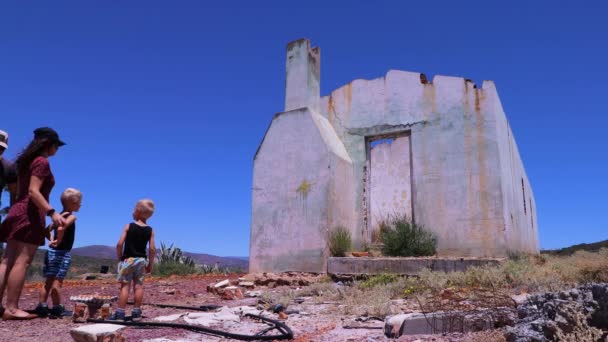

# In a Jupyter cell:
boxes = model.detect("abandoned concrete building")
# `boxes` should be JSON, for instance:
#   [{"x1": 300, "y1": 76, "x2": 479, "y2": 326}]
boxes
[{"x1": 250, "y1": 39, "x2": 538, "y2": 273}]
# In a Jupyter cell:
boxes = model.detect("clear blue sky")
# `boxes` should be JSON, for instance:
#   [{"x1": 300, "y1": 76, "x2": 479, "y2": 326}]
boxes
[{"x1": 1, "y1": 1, "x2": 606, "y2": 256}]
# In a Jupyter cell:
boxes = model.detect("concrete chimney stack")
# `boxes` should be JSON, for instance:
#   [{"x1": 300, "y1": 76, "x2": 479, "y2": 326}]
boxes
[{"x1": 284, "y1": 39, "x2": 320, "y2": 112}]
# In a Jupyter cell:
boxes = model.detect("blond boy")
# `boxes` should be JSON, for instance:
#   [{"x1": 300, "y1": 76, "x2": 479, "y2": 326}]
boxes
[
  {"x1": 37, "y1": 188, "x2": 82, "y2": 317},
  {"x1": 111, "y1": 199, "x2": 156, "y2": 320}
]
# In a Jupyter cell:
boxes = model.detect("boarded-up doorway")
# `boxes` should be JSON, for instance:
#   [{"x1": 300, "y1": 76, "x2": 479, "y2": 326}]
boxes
[{"x1": 366, "y1": 133, "x2": 413, "y2": 233}]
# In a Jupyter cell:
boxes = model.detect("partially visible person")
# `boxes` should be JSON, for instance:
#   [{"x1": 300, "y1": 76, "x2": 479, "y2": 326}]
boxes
[
  {"x1": 0, "y1": 127, "x2": 66, "y2": 320},
  {"x1": 111, "y1": 199, "x2": 156, "y2": 321},
  {"x1": 36, "y1": 188, "x2": 82, "y2": 317},
  {"x1": 0, "y1": 130, "x2": 17, "y2": 222}
]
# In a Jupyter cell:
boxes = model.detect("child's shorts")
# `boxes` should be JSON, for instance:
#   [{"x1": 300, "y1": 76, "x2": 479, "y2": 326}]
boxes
[
  {"x1": 43, "y1": 249, "x2": 72, "y2": 280},
  {"x1": 117, "y1": 257, "x2": 148, "y2": 285}
]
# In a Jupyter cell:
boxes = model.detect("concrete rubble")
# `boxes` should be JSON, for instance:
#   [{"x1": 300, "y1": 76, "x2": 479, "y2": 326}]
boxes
[
  {"x1": 505, "y1": 283, "x2": 608, "y2": 341},
  {"x1": 70, "y1": 323, "x2": 125, "y2": 342}
]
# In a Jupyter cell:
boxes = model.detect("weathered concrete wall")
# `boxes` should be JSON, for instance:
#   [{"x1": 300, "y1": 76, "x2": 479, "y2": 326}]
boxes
[
  {"x1": 250, "y1": 108, "x2": 356, "y2": 273},
  {"x1": 486, "y1": 81, "x2": 538, "y2": 254},
  {"x1": 319, "y1": 70, "x2": 532, "y2": 257},
  {"x1": 327, "y1": 257, "x2": 502, "y2": 275},
  {"x1": 251, "y1": 39, "x2": 538, "y2": 272}
]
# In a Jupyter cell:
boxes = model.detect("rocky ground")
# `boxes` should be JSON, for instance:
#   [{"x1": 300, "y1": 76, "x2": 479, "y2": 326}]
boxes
[{"x1": 1, "y1": 274, "x2": 607, "y2": 341}]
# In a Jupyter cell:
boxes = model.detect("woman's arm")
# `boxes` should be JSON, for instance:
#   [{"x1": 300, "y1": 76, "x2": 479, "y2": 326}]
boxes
[
  {"x1": 7, "y1": 182, "x2": 17, "y2": 206},
  {"x1": 50, "y1": 215, "x2": 76, "y2": 248},
  {"x1": 28, "y1": 175, "x2": 65, "y2": 227}
]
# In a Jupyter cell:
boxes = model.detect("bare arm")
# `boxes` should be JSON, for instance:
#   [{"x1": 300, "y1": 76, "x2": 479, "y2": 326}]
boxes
[
  {"x1": 7, "y1": 182, "x2": 16, "y2": 206},
  {"x1": 29, "y1": 175, "x2": 65, "y2": 227},
  {"x1": 146, "y1": 230, "x2": 156, "y2": 273},
  {"x1": 50, "y1": 215, "x2": 76, "y2": 247},
  {"x1": 116, "y1": 224, "x2": 129, "y2": 261}
]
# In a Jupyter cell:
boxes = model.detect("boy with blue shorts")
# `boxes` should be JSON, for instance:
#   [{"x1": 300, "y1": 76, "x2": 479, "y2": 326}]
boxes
[
  {"x1": 37, "y1": 188, "x2": 82, "y2": 317},
  {"x1": 111, "y1": 199, "x2": 156, "y2": 321}
]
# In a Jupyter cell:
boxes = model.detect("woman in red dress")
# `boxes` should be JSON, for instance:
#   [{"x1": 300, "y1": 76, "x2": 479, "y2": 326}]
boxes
[{"x1": 0, "y1": 128, "x2": 67, "y2": 319}]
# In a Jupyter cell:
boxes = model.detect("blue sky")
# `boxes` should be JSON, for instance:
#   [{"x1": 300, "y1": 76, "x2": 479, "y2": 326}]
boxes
[{"x1": 1, "y1": 1, "x2": 606, "y2": 256}]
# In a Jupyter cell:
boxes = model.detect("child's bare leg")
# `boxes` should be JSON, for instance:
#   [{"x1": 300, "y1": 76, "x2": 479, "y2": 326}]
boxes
[
  {"x1": 39, "y1": 277, "x2": 54, "y2": 304},
  {"x1": 50, "y1": 279, "x2": 63, "y2": 306},
  {"x1": 133, "y1": 283, "x2": 144, "y2": 308},
  {"x1": 117, "y1": 282, "x2": 130, "y2": 310}
]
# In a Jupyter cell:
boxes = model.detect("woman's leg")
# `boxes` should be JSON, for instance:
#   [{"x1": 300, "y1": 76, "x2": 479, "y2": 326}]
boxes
[
  {"x1": 4, "y1": 240, "x2": 38, "y2": 316},
  {"x1": 0, "y1": 242, "x2": 19, "y2": 306}
]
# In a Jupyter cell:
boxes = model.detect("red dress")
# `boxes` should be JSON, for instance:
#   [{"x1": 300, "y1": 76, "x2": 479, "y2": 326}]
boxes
[{"x1": 0, "y1": 156, "x2": 55, "y2": 246}]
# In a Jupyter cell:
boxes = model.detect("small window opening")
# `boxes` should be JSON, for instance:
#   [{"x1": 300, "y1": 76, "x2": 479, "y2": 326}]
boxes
[
  {"x1": 530, "y1": 199, "x2": 534, "y2": 229},
  {"x1": 521, "y1": 178, "x2": 526, "y2": 215}
]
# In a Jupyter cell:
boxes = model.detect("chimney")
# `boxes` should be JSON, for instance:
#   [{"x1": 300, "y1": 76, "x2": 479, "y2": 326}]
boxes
[{"x1": 284, "y1": 39, "x2": 320, "y2": 112}]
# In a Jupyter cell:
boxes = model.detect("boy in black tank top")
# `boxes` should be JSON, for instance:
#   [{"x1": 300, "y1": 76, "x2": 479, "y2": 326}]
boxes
[
  {"x1": 36, "y1": 188, "x2": 82, "y2": 317},
  {"x1": 111, "y1": 199, "x2": 156, "y2": 321}
]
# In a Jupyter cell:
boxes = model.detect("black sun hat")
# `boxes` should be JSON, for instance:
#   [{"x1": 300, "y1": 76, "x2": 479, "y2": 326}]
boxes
[{"x1": 33, "y1": 127, "x2": 66, "y2": 146}]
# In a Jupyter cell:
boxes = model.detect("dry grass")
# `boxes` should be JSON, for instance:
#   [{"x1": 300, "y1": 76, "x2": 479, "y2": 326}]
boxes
[
  {"x1": 417, "y1": 249, "x2": 608, "y2": 294},
  {"x1": 282, "y1": 249, "x2": 608, "y2": 320}
]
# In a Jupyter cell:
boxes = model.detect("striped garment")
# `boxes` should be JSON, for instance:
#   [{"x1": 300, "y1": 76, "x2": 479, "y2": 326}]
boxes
[{"x1": 43, "y1": 249, "x2": 72, "y2": 279}]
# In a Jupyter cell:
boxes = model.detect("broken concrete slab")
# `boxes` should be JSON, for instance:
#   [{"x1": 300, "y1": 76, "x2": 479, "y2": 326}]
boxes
[
  {"x1": 70, "y1": 323, "x2": 125, "y2": 342},
  {"x1": 214, "y1": 279, "x2": 230, "y2": 288},
  {"x1": 384, "y1": 311, "x2": 498, "y2": 338},
  {"x1": 153, "y1": 313, "x2": 185, "y2": 322},
  {"x1": 239, "y1": 281, "x2": 255, "y2": 288},
  {"x1": 183, "y1": 307, "x2": 241, "y2": 326},
  {"x1": 328, "y1": 257, "x2": 502, "y2": 275}
]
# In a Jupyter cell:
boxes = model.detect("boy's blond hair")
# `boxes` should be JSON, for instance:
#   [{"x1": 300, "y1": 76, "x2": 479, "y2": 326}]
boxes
[
  {"x1": 135, "y1": 199, "x2": 155, "y2": 219},
  {"x1": 61, "y1": 187, "x2": 82, "y2": 207}
]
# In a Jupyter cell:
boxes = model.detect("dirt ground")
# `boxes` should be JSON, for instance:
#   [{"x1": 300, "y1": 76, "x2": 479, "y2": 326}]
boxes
[{"x1": 0, "y1": 275, "x2": 502, "y2": 342}]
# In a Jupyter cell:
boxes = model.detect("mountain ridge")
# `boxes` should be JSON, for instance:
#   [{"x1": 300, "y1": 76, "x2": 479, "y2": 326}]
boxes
[{"x1": 71, "y1": 245, "x2": 248, "y2": 270}]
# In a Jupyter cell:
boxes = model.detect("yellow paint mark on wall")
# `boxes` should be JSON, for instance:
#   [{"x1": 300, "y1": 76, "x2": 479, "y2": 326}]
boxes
[{"x1": 297, "y1": 180, "x2": 312, "y2": 197}]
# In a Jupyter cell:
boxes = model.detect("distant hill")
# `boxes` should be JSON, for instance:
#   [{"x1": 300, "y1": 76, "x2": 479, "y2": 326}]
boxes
[
  {"x1": 71, "y1": 245, "x2": 248, "y2": 271},
  {"x1": 542, "y1": 239, "x2": 608, "y2": 256},
  {"x1": 72, "y1": 245, "x2": 116, "y2": 259},
  {"x1": 26, "y1": 249, "x2": 117, "y2": 281}
]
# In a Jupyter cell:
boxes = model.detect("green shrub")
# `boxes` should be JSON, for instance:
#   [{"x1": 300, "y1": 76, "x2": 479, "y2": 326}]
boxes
[
  {"x1": 328, "y1": 226, "x2": 352, "y2": 257},
  {"x1": 358, "y1": 274, "x2": 398, "y2": 289},
  {"x1": 153, "y1": 262, "x2": 199, "y2": 277},
  {"x1": 156, "y1": 242, "x2": 196, "y2": 267},
  {"x1": 379, "y1": 214, "x2": 436, "y2": 257},
  {"x1": 154, "y1": 241, "x2": 199, "y2": 277}
]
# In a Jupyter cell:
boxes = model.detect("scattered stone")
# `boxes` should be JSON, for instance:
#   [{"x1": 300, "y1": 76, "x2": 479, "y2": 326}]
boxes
[
  {"x1": 161, "y1": 288, "x2": 176, "y2": 295},
  {"x1": 511, "y1": 293, "x2": 531, "y2": 306},
  {"x1": 70, "y1": 323, "x2": 125, "y2": 342},
  {"x1": 214, "y1": 279, "x2": 230, "y2": 288},
  {"x1": 277, "y1": 311, "x2": 288, "y2": 320},
  {"x1": 239, "y1": 281, "x2": 255, "y2": 289},
  {"x1": 220, "y1": 286, "x2": 244, "y2": 300},
  {"x1": 343, "y1": 318, "x2": 383, "y2": 330},
  {"x1": 506, "y1": 283, "x2": 608, "y2": 341},
  {"x1": 245, "y1": 290, "x2": 262, "y2": 298},
  {"x1": 231, "y1": 306, "x2": 268, "y2": 317}
]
